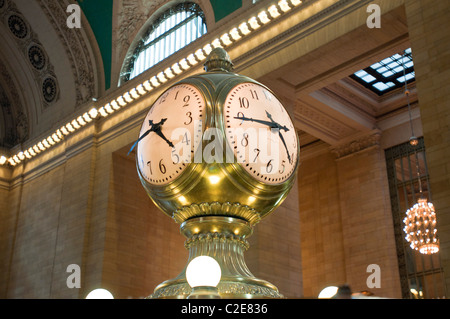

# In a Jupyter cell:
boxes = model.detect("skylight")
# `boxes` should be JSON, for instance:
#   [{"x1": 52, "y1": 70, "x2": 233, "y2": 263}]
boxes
[{"x1": 351, "y1": 48, "x2": 415, "y2": 95}]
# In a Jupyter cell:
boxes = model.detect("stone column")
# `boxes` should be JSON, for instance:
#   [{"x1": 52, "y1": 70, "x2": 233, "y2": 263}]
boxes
[
  {"x1": 404, "y1": 0, "x2": 450, "y2": 294},
  {"x1": 331, "y1": 130, "x2": 402, "y2": 298},
  {"x1": 297, "y1": 146, "x2": 346, "y2": 298}
]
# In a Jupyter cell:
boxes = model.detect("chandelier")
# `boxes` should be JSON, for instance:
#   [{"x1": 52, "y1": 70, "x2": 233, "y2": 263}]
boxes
[
  {"x1": 403, "y1": 198, "x2": 439, "y2": 254},
  {"x1": 401, "y1": 50, "x2": 439, "y2": 255}
]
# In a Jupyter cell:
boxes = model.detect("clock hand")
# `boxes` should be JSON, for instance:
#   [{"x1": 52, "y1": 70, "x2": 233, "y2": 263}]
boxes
[
  {"x1": 127, "y1": 118, "x2": 173, "y2": 155},
  {"x1": 264, "y1": 111, "x2": 291, "y2": 163},
  {"x1": 127, "y1": 127, "x2": 154, "y2": 155},
  {"x1": 234, "y1": 114, "x2": 289, "y2": 132},
  {"x1": 277, "y1": 129, "x2": 292, "y2": 164},
  {"x1": 150, "y1": 118, "x2": 175, "y2": 148},
  {"x1": 233, "y1": 115, "x2": 278, "y2": 128},
  {"x1": 265, "y1": 111, "x2": 289, "y2": 132},
  {"x1": 154, "y1": 129, "x2": 175, "y2": 148},
  {"x1": 265, "y1": 110, "x2": 274, "y2": 121}
]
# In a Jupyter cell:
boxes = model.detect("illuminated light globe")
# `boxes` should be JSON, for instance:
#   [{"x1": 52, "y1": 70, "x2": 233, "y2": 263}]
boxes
[
  {"x1": 403, "y1": 198, "x2": 439, "y2": 255},
  {"x1": 186, "y1": 256, "x2": 222, "y2": 288},
  {"x1": 318, "y1": 286, "x2": 339, "y2": 299},
  {"x1": 86, "y1": 288, "x2": 114, "y2": 299},
  {"x1": 409, "y1": 136, "x2": 419, "y2": 146},
  {"x1": 186, "y1": 256, "x2": 221, "y2": 299}
]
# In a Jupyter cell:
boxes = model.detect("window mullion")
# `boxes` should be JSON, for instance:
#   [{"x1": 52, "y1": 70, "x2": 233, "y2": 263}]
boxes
[
  {"x1": 125, "y1": 3, "x2": 207, "y2": 81},
  {"x1": 141, "y1": 13, "x2": 197, "y2": 52}
]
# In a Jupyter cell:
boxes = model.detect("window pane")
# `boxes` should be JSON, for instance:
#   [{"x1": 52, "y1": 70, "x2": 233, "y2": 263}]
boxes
[
  {"x1": 373, "y1": 82, "x2": 390, "y2": 91},
  {"x1": 361, "y1": 74, "x2": 376, "y2": 83},
  {"x1": 352, "y1": 48, "x2": 415, "y2": 95},
  {"x1": 123, "y1": 3, "x2": 207, "y2": 82}
]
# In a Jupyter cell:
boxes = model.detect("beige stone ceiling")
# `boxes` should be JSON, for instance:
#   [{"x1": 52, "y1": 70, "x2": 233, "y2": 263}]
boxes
[{"x1": 256, "y1": 5, "x2": 416, "y2": 149}]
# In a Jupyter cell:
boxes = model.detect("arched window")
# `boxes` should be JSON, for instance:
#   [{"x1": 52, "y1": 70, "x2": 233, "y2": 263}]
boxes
[{"x1": 122, "y1": 2, "x2": 207, "y2": 82}]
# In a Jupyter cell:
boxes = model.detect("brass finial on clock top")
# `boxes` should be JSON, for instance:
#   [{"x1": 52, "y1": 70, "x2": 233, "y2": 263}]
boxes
[
  {"x1": 134, "y1": 47, "x2": 300, "y2": 298},
  {"x1": 203, "y1": 46, "x2": 233, "y2": 72}
]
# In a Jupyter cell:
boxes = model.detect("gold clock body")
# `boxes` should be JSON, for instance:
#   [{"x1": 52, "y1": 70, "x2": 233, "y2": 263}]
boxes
[{"x1": 137, "y1": 71, "x2": 300, "y2": 226}]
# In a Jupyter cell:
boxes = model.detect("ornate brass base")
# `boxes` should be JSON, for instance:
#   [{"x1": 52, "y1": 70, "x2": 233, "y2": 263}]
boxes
[{"x1": 148, "y1": 216, "x2": 283, "y2": 299}]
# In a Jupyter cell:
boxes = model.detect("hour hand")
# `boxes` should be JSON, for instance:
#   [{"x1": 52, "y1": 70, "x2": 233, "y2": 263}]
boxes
[
  {"x1": 155, "y1": 130, "x2": 174, "y2": 148},
  {"x1": 127, "y1": 118, "x2": 172, "y2": 155}
]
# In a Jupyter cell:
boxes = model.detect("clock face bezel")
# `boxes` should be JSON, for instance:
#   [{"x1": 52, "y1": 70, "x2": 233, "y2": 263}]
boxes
[
  {"x1": 221, "y1": 81, "x2": 300, "y2": 187},
  {"x1": 136, "y1": 83, "x2": 208, "y2": 187}
]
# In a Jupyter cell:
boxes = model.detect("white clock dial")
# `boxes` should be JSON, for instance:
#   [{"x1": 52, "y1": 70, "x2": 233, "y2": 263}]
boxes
[
  {"x1": 224, "y1": 82, "x2": 298, "y2": 184},
  {"x1": 136, "y1": 84, "x2": 205, "y2": 185}
]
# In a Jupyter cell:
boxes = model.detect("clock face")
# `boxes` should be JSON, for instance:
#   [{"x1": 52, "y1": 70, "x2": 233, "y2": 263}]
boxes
[
  {"x1": 136, "y1": 84, "x2": 205, "y2": 185},
  {"x1": 224, "y1": 82, "x2": 298, "y2": 185}
]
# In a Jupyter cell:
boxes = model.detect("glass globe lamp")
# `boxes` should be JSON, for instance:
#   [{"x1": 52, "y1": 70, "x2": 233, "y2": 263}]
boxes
[
  {"x1": 318, "y1": 286, "x2": 339, "y2": 299},
  {"x1": 409, "y1": 136, "x2": 419, "y2": 146},
  {"x1": 85, "y1": 288, "x2": 114, "y2": 299},
  {"x1": 186, "y1": 256, "x2": 221, "y2": 299}
]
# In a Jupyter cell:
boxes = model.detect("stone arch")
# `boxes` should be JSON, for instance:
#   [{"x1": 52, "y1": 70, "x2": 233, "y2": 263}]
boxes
[
  {"x1": 0, "y1": 0, "x2": 104, "y2": 145},
  {"x1": 113, "y1": 0, "x2": 215, "y2": 87}
]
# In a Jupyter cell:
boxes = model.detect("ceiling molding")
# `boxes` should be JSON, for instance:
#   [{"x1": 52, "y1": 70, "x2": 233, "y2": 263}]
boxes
[
  {"x1": 0, "y1": 0, "x2": 60, "y2": 108},
  {"x1": 235, "y1": 0, "x2": 371, "y2": 74},
  {"x1": 309, "y1": 89, "x2": 376, "y2": 130},
  {"x1": 36, "y1": 0, "x2": 97, "y2": 106},
  {"x1": 330, "y1": 129, "x2": 381, "y2": 159},
  {"x1": 0, "y1": 58, "x2": 29, "y2": 148},
  {"x1": 294, "y1": 99, "x2": 357, "y2": 144}
]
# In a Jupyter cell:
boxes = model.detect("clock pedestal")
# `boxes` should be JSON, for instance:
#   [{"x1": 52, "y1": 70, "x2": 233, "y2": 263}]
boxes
[{"x1": 149, "y1": 214, "x2": 283, "y2": 299}]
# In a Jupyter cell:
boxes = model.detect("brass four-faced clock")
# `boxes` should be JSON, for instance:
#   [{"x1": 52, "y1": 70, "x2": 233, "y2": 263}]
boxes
[{"x1": 134, "y1": 48, "x2": 300, "y2": 299}]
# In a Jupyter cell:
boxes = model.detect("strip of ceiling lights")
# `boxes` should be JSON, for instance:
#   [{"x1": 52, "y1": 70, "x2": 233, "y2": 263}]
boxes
[{"x1": 0, "y1": 0, "x2": 303, "y2": 167}]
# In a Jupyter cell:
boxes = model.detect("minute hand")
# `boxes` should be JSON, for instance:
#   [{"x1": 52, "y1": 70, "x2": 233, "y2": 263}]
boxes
[
  {"x1": 265, "y1": 111, "x2": 292, "y2": 163},
  {"x1": 234, "y1": 116, "x2": 289, "y2": 131}
]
